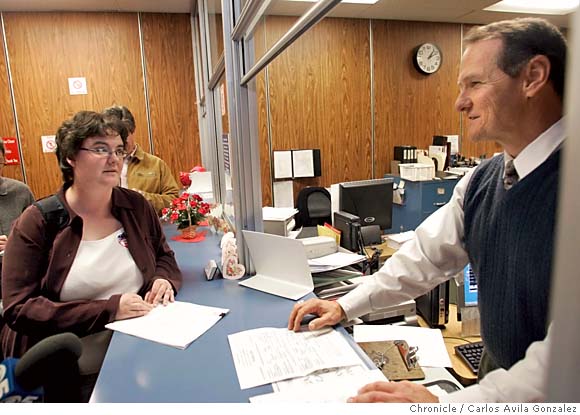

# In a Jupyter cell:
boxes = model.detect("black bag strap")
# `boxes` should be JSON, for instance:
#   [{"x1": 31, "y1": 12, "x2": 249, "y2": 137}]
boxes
[{"x1": 33, "y1": 194, "x2": 69, "y2": 239}]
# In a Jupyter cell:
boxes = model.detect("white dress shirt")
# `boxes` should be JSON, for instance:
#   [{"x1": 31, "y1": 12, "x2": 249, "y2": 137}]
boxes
[{"x1": 338, "y1": 118, "x2": 565, "y2": 402}]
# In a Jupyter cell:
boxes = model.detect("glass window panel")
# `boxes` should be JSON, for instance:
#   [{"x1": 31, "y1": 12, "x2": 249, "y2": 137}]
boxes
[{"x1": 207, "y1": 0, "x2": 224, "y2": 74}]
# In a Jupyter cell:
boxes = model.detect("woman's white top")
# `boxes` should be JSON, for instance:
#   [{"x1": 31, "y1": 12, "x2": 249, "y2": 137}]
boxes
[{"x1": 60, "y1": 228, "x2": 143, "y2": 301}]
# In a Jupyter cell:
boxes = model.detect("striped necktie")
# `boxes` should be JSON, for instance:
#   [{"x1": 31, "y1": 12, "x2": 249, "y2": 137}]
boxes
[{"x1": 504, "y1": 159, "x2": 519, "y2": 190}]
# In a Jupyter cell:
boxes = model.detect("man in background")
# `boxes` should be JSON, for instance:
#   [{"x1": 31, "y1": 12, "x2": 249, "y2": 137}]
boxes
[
  {"x1": 289, "y1": 17, "x2": 566, "y2": 402},
  {"x1": 0, "y1": 138, "x2": 34, "y2": 294},
  {"x1": 103, "y1": 106, "x2": 180, "y2": 215}
]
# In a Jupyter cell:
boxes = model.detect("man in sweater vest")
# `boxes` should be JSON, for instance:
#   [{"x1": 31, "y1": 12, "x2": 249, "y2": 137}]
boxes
[{"x1": 288, "y1": 18, "x2": 566, "y2": 403}]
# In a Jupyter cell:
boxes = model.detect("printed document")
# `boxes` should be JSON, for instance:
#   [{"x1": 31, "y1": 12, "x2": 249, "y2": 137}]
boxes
[
  {"x1": 105, "y1": 301, "x2": 229, "y2": 350},
  {"x1": 228, "y1": 327, "x2": 365, "y2": 389},
  {"x1": 250, "y1": 368, "x2": 386, "y2": 402}
]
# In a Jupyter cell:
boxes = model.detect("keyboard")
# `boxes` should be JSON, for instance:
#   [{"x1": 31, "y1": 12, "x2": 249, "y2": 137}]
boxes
[{"x1": 454, "y1": 341, "x2": 484, "y2": 374}]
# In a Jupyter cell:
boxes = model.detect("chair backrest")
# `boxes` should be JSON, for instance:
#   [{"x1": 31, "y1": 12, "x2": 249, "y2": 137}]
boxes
[{"x1": 295, "y1": 187, "x2": 331, "y2": 228}]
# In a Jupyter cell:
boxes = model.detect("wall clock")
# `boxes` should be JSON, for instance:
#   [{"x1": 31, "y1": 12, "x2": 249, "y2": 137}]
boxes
[{"x1": 413, "y1": 43, "x2": 442, "y2": 75}]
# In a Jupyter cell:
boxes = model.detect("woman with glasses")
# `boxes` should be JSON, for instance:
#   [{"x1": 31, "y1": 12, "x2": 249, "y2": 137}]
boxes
[{"x1": 0, "y1": 111, "x2": 182, "y2": 401}]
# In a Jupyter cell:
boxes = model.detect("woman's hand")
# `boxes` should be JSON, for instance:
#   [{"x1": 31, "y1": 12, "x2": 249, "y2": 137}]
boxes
[
  {"x1": 287, "y1": 298, "x2": 346, "y2": 332},
  {"x1": 115, "y1": 293, "x2": 154, "y2": 320},
  {"x1": 144, "y1": 278, "x2": 175, "y2": 305},
  {"x1": 347, "y1": 381, "x2": 439, "y2": 403}
]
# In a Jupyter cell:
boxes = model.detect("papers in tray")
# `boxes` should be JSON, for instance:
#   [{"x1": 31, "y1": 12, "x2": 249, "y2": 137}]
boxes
[
  {"x1": 308, "y1": 252, "x2": 366, "y2": 273},
  {"x1": 228, "y1": 327, "x2": 365, "y2": 390},
  {"x1": 105, "y1": 301, "x2": 229, "y2": 350}
]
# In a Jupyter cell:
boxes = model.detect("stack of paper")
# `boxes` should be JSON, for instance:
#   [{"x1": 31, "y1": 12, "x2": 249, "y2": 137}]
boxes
[
  {"x1": 386, "y1": 231, "x2": 415, "y2": 249},
  {"x1": 105, "y1": 301, "x2": 229, "y2": 350},
  {"x1": 308, "y1": 252, "x2": 366, "y2": 273}
]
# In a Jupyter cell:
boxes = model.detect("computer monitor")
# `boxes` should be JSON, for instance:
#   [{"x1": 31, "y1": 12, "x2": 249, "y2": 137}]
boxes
[
  {"x1": 338, "y1": 178, "x2": 393, "y2": 230},
  {"x1": 463, "y1": 263, "x2": 478, "y2": 306}
]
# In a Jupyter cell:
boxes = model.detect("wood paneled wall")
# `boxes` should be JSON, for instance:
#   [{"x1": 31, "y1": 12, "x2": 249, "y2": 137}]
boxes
[
  {"x1": 261, "y1": 17, "x2": 372, "y2": 206},
  {"x1": 0, "y1": 21, "x2": 22, "y2": 182},
  {"x1": 3, "y1": 13, "x2": 148, "y2": 198},
  {"x1": 141, "y1": 13, "x2": 201, "y2": 176},
  {"x1": 257, "y1": 17, "x2": 504, "y2": 206},
  {"x1": 373, "y1": 20, "x2": 462, "y2": 176},
  {"x1": 0, "y1": 12, "x2": 200, "y2": 199}
]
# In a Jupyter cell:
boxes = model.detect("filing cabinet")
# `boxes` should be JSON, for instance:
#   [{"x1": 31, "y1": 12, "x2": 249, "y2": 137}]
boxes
[{"x1": 384, "y1": 174, "x2": 460, "y2": 233}]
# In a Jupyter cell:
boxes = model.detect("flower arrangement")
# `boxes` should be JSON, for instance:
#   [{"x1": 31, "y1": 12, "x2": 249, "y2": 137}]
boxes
[{"x1": 161, "y1": 193, "x2": 210, "y2": 230}]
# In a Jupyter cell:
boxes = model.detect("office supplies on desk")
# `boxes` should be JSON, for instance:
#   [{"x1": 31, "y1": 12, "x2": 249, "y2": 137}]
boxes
[
  {"x1": 317, "y1": 223, "x2": 341, "y2": 245},
  {"x1": 240, "y1": 230, "x2": 313, "y2": 300},
  {"x1": 354, "y1": 324, "x2": 452, "y2": 368},
  {"x1": 454, "y1": 341, "x2": 484, "y2": 375},
  {"x1": 358, "y1": 340, "x2": 425, "y2": 380},
  {"x1": 300, "y1": 235, "x2": 337, "y2": 259},
  {"x1": 105, "y1": 301, "x2": 229, "y2": 349},
  {"x1": 228, "y1": 327, "x2": 365, "y2": 389}
]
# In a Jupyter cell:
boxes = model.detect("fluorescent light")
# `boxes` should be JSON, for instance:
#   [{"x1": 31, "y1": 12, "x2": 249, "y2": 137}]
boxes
[
  {"x1": 286, "y1": 0, "x2": 379, "y2": 4},
  {"x1": 485, "y1": 0, "x2": 579, "y2": 15}
]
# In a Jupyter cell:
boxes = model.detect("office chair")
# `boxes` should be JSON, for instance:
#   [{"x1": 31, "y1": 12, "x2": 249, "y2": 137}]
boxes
[{"x1": 295, "y1": 187, "x2": 332, "y2": 228}]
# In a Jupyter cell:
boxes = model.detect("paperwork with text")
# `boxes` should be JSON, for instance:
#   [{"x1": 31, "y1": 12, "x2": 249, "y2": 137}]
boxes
[
  {"x1": 228, "y1": 327, "x2": 365, "y2": 389},
  {"x1": 249, "y1": 368, "x2": 386, "y2": 402},
  {"x1": 105, "y1": 301, "x2": 229, "y2": 350}
]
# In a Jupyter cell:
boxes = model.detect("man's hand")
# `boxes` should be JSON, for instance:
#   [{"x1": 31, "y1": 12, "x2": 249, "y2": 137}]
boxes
[
  {"x1": 144, "y1": 278, "x2": 175, "y2": 305},
  {"x1": 287, "y1": 298, "x2": 346, "y2": 332},
  {"x1": 0, "y1": 234, "x2": 8, "y2": 251},
  {"x1": 347, "y1": 381, "x2": 439, "y2": 403},
  {"x1": 115, "y1": 293, "x2": 154, "y2": 320}
]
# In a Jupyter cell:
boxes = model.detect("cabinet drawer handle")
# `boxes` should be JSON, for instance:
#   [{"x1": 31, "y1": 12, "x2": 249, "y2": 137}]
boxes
[{"x1": 433, "y1": 202, "x2": 446, "y2": 207}]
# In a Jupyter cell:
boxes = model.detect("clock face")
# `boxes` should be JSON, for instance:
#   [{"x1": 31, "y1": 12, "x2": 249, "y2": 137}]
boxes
[{"x1": 414, "y1": 43, "x2": 442, "y2": 74}]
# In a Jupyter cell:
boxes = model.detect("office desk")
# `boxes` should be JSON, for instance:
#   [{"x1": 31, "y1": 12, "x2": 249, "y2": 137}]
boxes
[
  {"x1": 418, "y1": 304, "x2": 480, "y2": 386},
  {"x1": 91, "y1": 226, "x2": 371, "y2": 402}
]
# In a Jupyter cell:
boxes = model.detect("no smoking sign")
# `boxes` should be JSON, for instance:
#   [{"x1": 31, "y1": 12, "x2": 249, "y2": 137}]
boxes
[{"x1": 68, "y1": 77, "x2": 88, "y2": 95}]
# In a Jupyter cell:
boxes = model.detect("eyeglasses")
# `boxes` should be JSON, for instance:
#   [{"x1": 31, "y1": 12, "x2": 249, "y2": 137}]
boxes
[{"x1": 79, "y1": 147, "x2": 127, "y2": 159}]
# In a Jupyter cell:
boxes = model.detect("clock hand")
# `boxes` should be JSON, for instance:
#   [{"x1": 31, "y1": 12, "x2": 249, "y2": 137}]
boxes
[{"x1": 428, "y1": 50, "x2": 435, "y2": 59}]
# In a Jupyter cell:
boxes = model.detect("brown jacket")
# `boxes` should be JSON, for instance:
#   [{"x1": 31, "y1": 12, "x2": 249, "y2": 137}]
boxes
[{"x1": 0, "y1": 186, "x2": 182, "y2": 357}]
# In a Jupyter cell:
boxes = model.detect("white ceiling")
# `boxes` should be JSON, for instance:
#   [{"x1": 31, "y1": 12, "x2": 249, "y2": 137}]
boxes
[{"x1": 0, "y1": 0, "x2": 574, "y2": 27}]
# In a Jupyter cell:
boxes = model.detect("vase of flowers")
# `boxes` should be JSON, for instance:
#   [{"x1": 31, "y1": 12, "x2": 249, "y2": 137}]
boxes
[{"x1": 161, "y1": 193, "x2": 210, "y2": 239}]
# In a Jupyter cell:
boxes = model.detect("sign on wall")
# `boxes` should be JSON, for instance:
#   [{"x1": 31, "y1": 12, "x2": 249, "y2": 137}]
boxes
[
  {"x1": 2, "y1": 137, "x2": 20, "y2": 165},
  {"x1": 41, "y1": 135, "x2": 57, "y2": 153},
  {"x1": 68, "y1": 77, "x2": 88, "y2": 95}
]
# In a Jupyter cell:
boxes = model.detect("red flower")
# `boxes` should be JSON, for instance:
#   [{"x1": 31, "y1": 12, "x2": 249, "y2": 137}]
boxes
[
  {"x1": 179, "y1": 172, "x2": 191, "y2": 187},
  {"x1": 161, "y1": 192, "x2": 209, "y2": 230}
]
